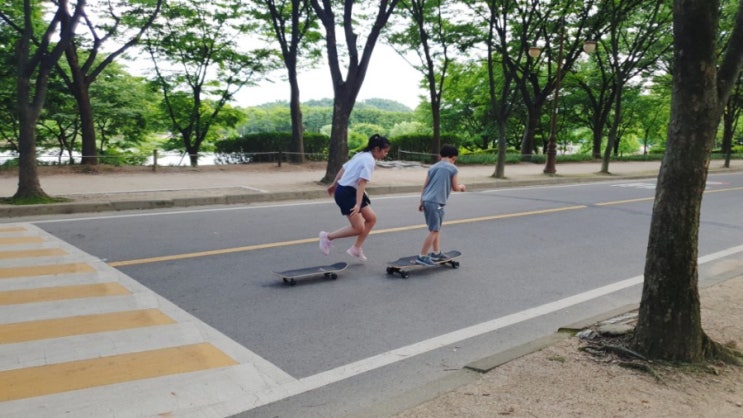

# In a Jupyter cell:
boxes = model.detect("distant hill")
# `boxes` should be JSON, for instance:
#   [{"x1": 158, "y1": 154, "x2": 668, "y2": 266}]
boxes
[
  {"x1": 355, "y1": 98, "x2": 413, "y2": 112},
  {"x1": 255, "y1": 98, "x2": 412, "y2": 112}
]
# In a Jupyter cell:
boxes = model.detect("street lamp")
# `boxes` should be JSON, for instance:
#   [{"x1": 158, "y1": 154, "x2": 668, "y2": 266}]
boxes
[{"x1": 530, "y1": 38, "x2": 596, "y2": 174}]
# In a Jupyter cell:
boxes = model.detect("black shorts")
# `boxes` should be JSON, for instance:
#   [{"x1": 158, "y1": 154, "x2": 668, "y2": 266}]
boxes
[{"x1": 334, "y1": 185, "x2": 370, "y2": 215}]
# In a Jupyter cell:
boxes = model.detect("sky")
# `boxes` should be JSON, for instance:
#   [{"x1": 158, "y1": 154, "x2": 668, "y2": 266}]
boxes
[{"x1": 232, "y1": 44, "x2": 425, "y2": 110}]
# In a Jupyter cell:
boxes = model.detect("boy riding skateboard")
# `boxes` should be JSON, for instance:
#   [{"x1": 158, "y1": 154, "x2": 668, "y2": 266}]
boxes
[{"x1": 416, "y1": 144, "x2": 466, "y2": 266}]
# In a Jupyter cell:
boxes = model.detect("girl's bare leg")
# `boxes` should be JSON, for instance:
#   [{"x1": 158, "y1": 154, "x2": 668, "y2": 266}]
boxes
[
  {"x1": 352, "y1": 206, "x2": 377, "y2": 248},
  {"x1": 328, "y1": 206, "x2": 375, "y2": 244}
]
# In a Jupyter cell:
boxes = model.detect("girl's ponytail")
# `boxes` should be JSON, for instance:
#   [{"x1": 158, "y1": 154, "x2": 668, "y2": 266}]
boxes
[{"x1": 363, "y1": 133, "x2": 391, "y2": 152}]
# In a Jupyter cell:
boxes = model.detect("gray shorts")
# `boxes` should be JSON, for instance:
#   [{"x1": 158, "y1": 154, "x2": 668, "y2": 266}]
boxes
[{"x1": 422, "y1": 201, "x2": 444, "y2": 232}]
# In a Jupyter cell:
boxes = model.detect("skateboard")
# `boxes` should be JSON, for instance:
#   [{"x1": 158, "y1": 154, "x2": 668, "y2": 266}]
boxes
[
  {"x1": 386, "y1": 250, "x2": 462, "y2": 278},
  {"x1": 274, "y1": 262, "x2": 348, "y2": 286}
]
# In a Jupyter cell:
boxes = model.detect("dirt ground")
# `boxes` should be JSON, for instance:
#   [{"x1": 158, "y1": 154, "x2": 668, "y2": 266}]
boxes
[{"x1": 396, "y1": 271, "x2": 743, "y2": 418}]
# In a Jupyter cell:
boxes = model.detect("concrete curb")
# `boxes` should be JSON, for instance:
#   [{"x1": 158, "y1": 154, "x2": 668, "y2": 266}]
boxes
[{"x1": 0, "y1": 172, "x2": 669, "y2": 218}]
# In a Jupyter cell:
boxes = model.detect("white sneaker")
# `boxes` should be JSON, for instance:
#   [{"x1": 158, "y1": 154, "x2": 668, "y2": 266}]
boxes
[
  {"x1": 346, "y1": 246, "x2": 367, "y2": 261},
  {"x1": 319, "y1": 231, "x2": 331, "y2": 255}
]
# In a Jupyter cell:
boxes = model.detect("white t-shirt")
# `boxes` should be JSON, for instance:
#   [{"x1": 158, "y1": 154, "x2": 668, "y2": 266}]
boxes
[{"x1": 338, "y1": 152, "x2": 375, "y2": 187}]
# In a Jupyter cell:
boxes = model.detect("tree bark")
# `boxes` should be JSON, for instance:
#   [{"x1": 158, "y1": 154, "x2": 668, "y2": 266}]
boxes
[
  {"x1": 289, "y1": 70, "x2": 305, "y2": 163},
  {"x1": 13, "y1": 0, "x2": 85, "y2": 199},
  {"x1": 15, "y1": 76, "x2": 47, "y2": 199},
  {"x1": 600, "y1": 78, "x2": 623, "y2": 173},
  {"x1": 325, "y1": 97, "x2": 351, "y2": 181},
  {"x1": 312, "y1": 0, "x2": 400, "y2": 184},
  {"x1": 632, "y1": 0, "x2": 743, "y2": 362},
  {"x1": 65, "y1": 42, "x2": 98, "y2": 166},
  {"x1": 519, "y1": 107, "x2": 540, "y2": 160}
]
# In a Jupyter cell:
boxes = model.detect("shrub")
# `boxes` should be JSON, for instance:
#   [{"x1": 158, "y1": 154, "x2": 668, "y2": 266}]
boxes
[
  {"x1": 0, "y1": 158, "x2": 19, "y2": 169},
  {"x1": 98, "y1": 149, "x2": 148, "y2": 166},
  {"x1": 214, "y1": 132, "x2": 331, "y2": 163},
  {"x1": 391, "y1": 133, "x2": 464, "y2": 161}
]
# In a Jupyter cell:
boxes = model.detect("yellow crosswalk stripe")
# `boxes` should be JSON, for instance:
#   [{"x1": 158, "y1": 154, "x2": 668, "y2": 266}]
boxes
[
  {"x1": 0, "y1": 248, "x2": 67, "y2": 259},
  {"x1": 0, "y1": 262, "x2": 95, "y2": 279},
  {"x1": 0, "y1": 236, "x2": 43, "y2": 246},
  {"x1": 0, "y1": 343, "x2": 237, "y2": 402},
  {"x1": 0, "y1": 282, "x2": 130, "y2": 306},
  {"x1": 0, "y1": 309, "x2": 175, "y2": 344},
  {"x1": 0, "y1": 226, "x2": 27, "y2": 233}
]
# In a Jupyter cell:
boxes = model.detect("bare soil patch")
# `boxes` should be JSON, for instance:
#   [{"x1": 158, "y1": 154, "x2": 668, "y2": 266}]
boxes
[{"x1": 396, "y1": 275, "x2": 743, "y2": 418}]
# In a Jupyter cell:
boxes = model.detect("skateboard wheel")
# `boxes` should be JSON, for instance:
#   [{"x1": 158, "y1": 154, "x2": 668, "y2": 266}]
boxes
[
  {"x1": 289, "y1": 278, "x2": 296, "y2": 286},
  {"x1": 400, "y1": 271, "x2": 409, "y2": 279},
  {"x1": 330, "y1": 273, "x2": 338, "y2": 280},
  {"x1": 452, "y1": 261, "x2": 460, "y2": 269},
  {"x1": 282, "y1": 277, "x2": 289, "y2": 284},
  {"x1": 386, "y1": 267, "x2": 395, "y2": 275}
]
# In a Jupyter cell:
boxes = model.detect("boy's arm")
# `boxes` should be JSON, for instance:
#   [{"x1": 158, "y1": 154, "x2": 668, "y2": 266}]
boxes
[
  {"x1": 451, "y1": 173, "x2": 466, "y2": 192},
  {"x1": 419, "y1": 174, "x2": 430, "y2": 211}
]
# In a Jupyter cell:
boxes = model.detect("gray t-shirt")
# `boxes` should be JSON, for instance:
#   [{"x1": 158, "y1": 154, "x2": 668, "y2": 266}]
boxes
[{"x1": 421, "y1": 160, "x2": 458, "y2": 205}]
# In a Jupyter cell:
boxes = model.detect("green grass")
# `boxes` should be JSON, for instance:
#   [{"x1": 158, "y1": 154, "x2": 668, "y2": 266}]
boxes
[{"x1": 0, "y1": 196, "x2": 71, "y2": 205}]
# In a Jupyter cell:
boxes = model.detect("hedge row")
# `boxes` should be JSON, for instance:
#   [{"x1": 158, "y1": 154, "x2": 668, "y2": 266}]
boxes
[
  {"x1": 215, "y1": 132, "x2": 465, "y2": 162},
  {"x1": 214, "y1": 132, "x2": 330, "y2": 162}
]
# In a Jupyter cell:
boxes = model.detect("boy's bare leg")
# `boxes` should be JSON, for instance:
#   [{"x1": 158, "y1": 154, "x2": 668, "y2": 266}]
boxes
[
  {"x1": 420, "y1": 230, "x2": 439, "y2": 255},
  {"x1": 432, "y1": 231, "x2": 441, "y2": 253}
]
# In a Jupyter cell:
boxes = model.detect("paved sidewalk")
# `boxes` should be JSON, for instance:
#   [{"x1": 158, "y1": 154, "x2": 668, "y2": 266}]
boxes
[{"x1": 0, "y1": 160, "x2": 683, "y2": 217}]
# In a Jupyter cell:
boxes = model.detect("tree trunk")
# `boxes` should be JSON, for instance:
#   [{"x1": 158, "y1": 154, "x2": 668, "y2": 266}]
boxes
[
  {"x1": 14, "y1": 40, "x2": 48, "y2": 199},
  {"x1": 632, "y1": 0, "x2": 743, "y2": 362},
  {"x1": 493, "y1": 121, "x2": 507, "y2": 178},
  {"x1": 288, "y1": 65, "x2": 304, "y2": 163},
  {"x1": 322, "y1": 98, "x2": 351, "y2": 184},
  {"x1": 185, "y1": 140, "x2": 200, "y2": 167},
  {"x1": 600, "y1": 80, "x2": 623, "y2": 173},
  {"x1": 721, "y1": 96, "x2": 736, "y2": 169},
  {"x1": 519, "y1": 107, "x2": 540, "y2": 161},
  {"x1": 15, "y1": 103, "x2": 47, "y2": 199},
  {"x1": 431, "y1": 99, "x2": 441, "y2": 162},
  {"x1": 12, "y1": 0, "x2": 84, "y2": 200},
  {"x1": 592, "y1": 130, "x2": 603, "y2": 159},
  {"x1": 65, "y1": 43, "x2": 99, "y2": 166},
  {"x1": 311, "y1": 0, "x2": 400, "y2": 184}
]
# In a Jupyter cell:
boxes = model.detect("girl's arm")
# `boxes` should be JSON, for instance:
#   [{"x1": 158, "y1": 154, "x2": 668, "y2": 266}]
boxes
[
  {"x1": 327, "y1": 168, "x2": 345, "y2": 195},
  {"x1": 351, "y1": 178, "x2": 368, "y2": 215}
]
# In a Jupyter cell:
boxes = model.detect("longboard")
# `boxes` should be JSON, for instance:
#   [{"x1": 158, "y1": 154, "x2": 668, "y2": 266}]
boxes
[
  {"x1": 274, "y1": 262, "x2": 348, "y2": 286},
  {"x1": 386, "y1": 250, "x2": 461, "y2": 278}
]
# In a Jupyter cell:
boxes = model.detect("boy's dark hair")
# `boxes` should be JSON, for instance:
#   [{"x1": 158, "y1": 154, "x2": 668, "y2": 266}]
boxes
[
  {"x1": 363, "y1": 133, "x2": 391, "y2": 152},
  {"x1": 440, "y1": 144, "x2": 458, "y2": 158}
]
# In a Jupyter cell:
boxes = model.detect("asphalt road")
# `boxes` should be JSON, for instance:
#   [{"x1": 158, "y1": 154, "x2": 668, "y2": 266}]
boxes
[{"x1": 30, "y1": 172, "x2": 743, "y2": 417}]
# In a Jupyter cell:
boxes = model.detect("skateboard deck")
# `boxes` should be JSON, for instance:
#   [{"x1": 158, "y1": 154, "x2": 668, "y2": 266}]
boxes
[
  {"x1": 274, "y1": 262, "x2": 348, "y2": 286},
  {"x1": 386, "y1": 250, "x2": 461, "y2": 278}
]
